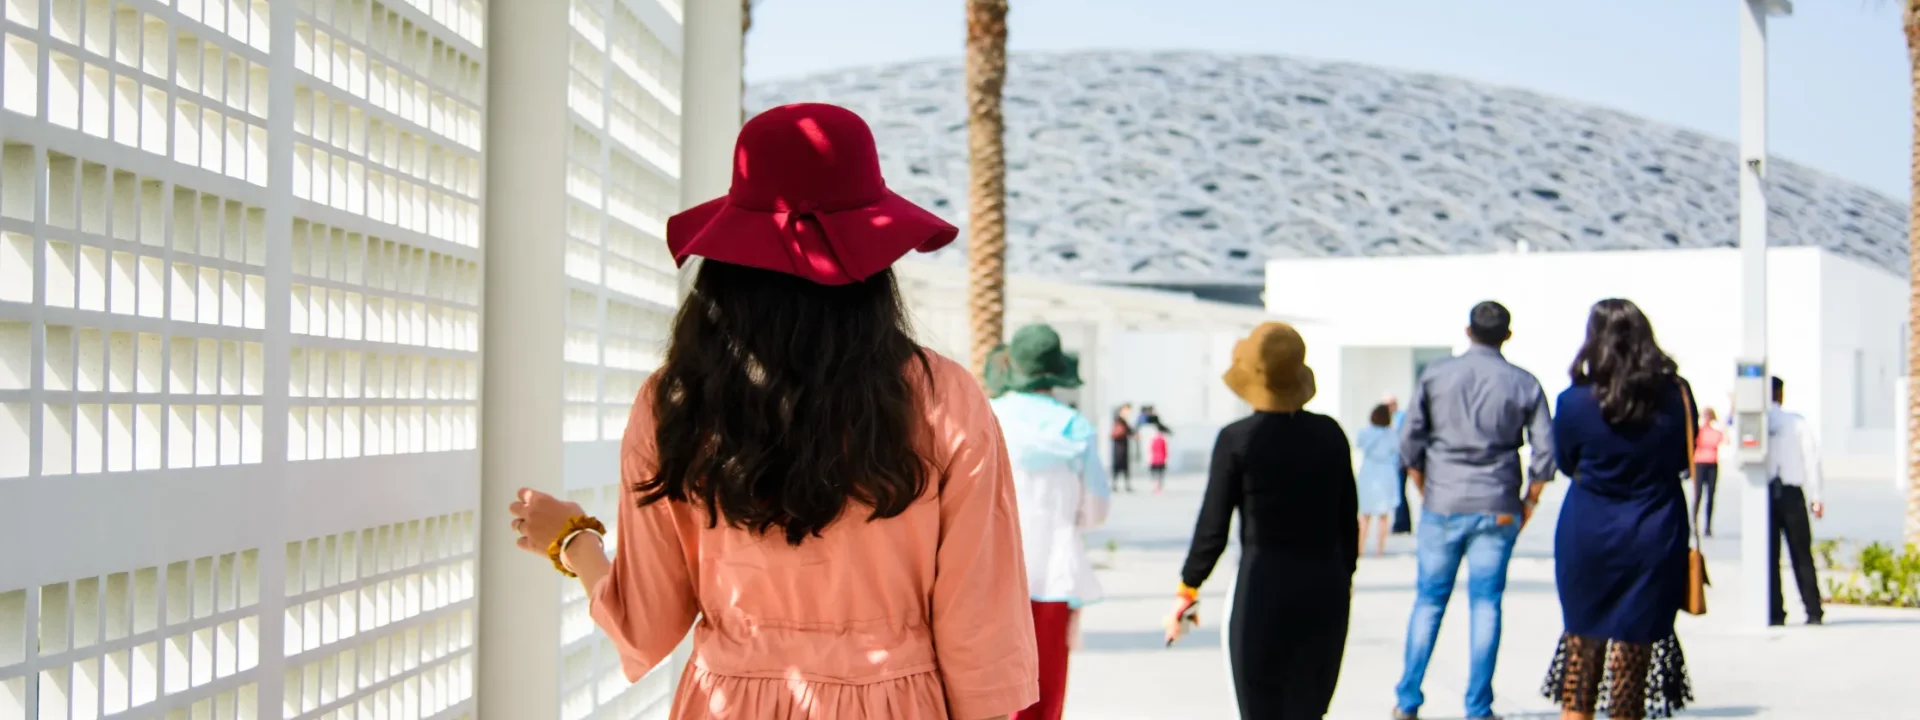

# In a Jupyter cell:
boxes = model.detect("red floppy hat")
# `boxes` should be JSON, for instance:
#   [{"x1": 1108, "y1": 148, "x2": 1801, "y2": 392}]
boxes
[{"x1": 665, "y1": 103, "x2": 959, "y2": 285}]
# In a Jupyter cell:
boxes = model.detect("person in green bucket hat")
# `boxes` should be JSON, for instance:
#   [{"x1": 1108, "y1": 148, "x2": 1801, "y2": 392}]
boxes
[
  {"x1": 984, "y1": 326, "x2": 1083, "y2": 398},
  {"x1": 986, "y1": 324, "x2": 1107, "y2": 720}
]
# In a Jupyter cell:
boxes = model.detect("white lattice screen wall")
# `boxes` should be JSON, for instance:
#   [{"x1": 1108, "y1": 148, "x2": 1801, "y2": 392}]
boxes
[
  {"x1": 0, "y1": 0, "x2": 485, "y2": 716},
  {"x1": 557, "y1": 0, "x2": 684, "y2": 717}
]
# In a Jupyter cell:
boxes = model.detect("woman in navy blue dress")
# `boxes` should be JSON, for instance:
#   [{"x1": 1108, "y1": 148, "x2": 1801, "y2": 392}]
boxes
[{"x1": 1541, "y1": 299, "x2": 1694, "y2": 720}]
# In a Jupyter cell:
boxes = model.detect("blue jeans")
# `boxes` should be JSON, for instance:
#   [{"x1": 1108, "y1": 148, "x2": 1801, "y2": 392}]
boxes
[{"x1": 1394, "y1": 509, "x2": 1520, "y2": 719}]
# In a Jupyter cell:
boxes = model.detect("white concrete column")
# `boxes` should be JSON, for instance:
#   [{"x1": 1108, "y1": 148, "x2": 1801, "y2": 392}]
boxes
[
  {"x1": 1736, "y1": 0, "x2": 1785, "y2": 629},
  {"x1": 677, "y1": 0, "x2": 745, "y2": 298},
  {"x1": 479, "y1": 1, "x2": 744, "y2": 716},
  {"x1": 479, "y1": 0, "x2": 570, "y2": 716}
]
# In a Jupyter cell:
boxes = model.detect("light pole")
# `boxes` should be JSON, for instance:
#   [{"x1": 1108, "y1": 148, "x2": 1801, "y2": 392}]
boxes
[{"x1": 1734, "y1": 0, "x2": 1791, "y2": 630}]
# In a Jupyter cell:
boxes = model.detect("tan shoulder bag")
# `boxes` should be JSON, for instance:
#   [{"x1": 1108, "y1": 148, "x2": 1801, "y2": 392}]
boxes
[{"x1": 1679, "y1": 379, "x2": 1710, "y2": 616}]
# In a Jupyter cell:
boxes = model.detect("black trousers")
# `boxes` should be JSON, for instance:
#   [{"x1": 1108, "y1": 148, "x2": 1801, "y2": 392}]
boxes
[
  {"x1": 1390, "y1": 465, "x2": 1412, "y2": 534},
  {"x1": 1691, "y1": 462, "x2": 1718, "y2": 536},
  {"x1": 1110, "y1": 438, "x2": 1131, "y2": 490},
  {"x1": 1768, "y1": 481, "x2": 1823, "y2": 624}
]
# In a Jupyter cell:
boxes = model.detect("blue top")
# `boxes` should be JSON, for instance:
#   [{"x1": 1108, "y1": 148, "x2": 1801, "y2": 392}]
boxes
[
  {"x1": 1550, "y1": 379, "x2": 1695, "y2": 643},
  {"x1": 990, "y1": 393, "x2": 1107, "y2": 492},
  {"x1": 1356, "y1": 425, "x2": 1400, "y2": 465},
  {"x1": 1354, "y1": 425, "x2": 1405, "y2": 515},
  {"x1": 1400, "y1": 345, "x2": 1556, "y2": 516}
]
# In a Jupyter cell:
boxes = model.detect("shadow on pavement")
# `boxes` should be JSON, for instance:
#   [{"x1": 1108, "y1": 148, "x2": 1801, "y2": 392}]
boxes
[
  {"x1": 1079, "y1": 627, "x2": 1223, "y2": 652},
  {"x1": 1684, "y1": 707, "x2": 1766, "y2": 718},
  {"x1": 1819, "y1": 615, "x2": 1920, "y2": 627},
  {"x1": 1352, "y1": 579, "x2": 1558, "y2": 595}
]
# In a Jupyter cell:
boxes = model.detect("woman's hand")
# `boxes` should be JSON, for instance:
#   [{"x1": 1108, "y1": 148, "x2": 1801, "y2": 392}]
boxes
[
  {"x1": 508, "y1": 488, "x2": 585, "y2": 555},
  {"x1": 1163, "y1": 595, "x2": 1199, "y2": 646},
  {"x1": 1067, "y1": 610, "x2": 1083, "y2": 652}
]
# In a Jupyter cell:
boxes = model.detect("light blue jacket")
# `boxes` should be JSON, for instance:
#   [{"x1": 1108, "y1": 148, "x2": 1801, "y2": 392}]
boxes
[{"x1": 989, "y1": 392, "x2": 1110, "y2": 606}]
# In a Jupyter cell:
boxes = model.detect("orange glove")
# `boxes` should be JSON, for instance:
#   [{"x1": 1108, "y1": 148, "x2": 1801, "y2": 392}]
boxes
[{"x1": 1164, "y1": 584, "x2": 1200, "y2": 646}]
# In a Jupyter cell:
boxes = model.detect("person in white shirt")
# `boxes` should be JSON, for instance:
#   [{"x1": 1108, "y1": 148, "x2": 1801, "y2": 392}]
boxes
[{"x1": 1766, "y1": 376, "x2": 1824, "y2": 626}]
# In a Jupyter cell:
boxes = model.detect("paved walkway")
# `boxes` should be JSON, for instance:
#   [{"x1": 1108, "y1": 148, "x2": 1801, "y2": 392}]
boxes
[{"x1": 1067, "y1": 473, "x2": 1918, "y2": 719}]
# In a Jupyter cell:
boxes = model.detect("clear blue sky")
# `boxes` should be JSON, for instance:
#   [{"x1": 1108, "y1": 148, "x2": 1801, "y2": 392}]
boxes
[{"x1": 745, "y1": 0, "x2": 1912, "y2": 201}]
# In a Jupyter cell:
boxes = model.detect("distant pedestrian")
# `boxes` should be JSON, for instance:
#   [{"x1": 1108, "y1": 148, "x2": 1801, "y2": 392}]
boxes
[
  {"x1": 1393, "y1": 301, "x2": 1554, "y2": 720},
  {"x1": 1141, "y1": 404, "x2": 1171, "y2": 434},
  {"x1": 1169, "y1": 321, "x2": 1357, "y2": 719},
  {"x1": 1387, "y1": 394, "x2": 1414, "y2": 535},
  {"x1": 1148, "y1": 424, "x2": 1171, "y2": 493},
  {"x1": 986, "y1": 325, "x2": 1111, "y2": 720},
  {"x1": 1692, "y1": 408, "x2": 1725, "y2": 537},
  {"x1": 1355, "y1": 403, "x2": 1404, "y2": 557},
  {"x1": 1767, "y1": 376, "x2": 1825, "y2": 626},
  {"x1": 1112, "y1": 404, "x2": 1137, "y2": 493},
  {"x1": 1542, "y1": 299, "x2": 1696, "y2": 720}
]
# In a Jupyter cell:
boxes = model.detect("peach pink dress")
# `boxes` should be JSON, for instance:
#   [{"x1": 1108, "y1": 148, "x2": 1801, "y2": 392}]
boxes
[{"x1": 589, "y1": 353, "x2": 1040, "y2": 719}]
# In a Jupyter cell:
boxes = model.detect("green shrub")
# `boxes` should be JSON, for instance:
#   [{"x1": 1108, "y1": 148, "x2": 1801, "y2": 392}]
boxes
[
  {"x1": 1813, "y1": 538, "x2": 1842, "y2": 569},
  {"x1": 1825, "y1": 542, "x2": 1920, "y2": 608}
]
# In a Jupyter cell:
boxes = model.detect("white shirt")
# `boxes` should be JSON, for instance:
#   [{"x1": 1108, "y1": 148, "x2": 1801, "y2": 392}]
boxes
[{"x1": 1767, "y1": 402, "x2": 1823, "y2": 504}]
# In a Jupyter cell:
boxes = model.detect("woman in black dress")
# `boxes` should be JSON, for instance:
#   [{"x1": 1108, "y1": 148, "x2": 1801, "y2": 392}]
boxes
[
  {"x1": 1111, "y1": 404, "x2": 1136, "y2": 492},
  {"x1": 1168, "y1": 322, "x2": 1358, "y2": 720},
  {"x1": 1542, "y1": 299, "x2": 1695, "y2": 719}
]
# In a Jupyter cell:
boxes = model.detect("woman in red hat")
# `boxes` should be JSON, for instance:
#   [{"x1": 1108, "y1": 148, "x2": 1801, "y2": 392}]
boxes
[{"x1": 508, "y1": 104, "x2": 1039, "y2": 719}]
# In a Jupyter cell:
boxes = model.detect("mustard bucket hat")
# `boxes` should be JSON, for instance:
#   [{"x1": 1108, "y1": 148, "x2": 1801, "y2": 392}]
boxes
[{"x1": 1222, "y1": 322, "x2": 1316, "y2": 412}]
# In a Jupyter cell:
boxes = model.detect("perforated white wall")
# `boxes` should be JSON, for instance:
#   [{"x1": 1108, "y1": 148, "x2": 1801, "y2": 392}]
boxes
[
  {"x1": 0, "y1": 0, "x2": 484, "y2": 717},
  {"x1": 476, "y1": 0, "x2": 734, "y2": 718},
  {"x1": 558, "y1": 0, "x2": 682, "y2": 717}
]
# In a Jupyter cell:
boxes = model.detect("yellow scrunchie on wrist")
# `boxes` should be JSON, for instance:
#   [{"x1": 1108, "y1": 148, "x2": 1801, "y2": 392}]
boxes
[
  {"x1": 547, "y1": 515, "x2": 607, "y2": 578},
  {"x1": 1176, "y1": 583, "x2": 1199, "y2": 602}
]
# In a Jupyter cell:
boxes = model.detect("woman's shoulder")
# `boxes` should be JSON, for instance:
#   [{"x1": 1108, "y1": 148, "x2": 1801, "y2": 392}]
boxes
[
  {"x1": 912, "y1": 348, "x2": 1001, "y2": 428},
  {"x1": 908, "y1": 348, "x2": 983, "y2": 402},
  {"x1": 1295, "y1": 409, "x2": 1348, "y2": 440},
  {"x1": 1555, "y1": 383, "x2": 1597, "y2": 408},
  {"x1": 913, "y1": 346, "x2": 969, "y2": 381}
]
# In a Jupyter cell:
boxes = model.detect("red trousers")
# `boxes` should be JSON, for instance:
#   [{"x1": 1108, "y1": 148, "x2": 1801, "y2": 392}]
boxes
[{"x1": 1011, "y1": 601, "x2": 1072, "y2": 720}]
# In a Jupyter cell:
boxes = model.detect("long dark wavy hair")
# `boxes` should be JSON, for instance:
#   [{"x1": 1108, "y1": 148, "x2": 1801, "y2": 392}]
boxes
[
  {"x1": 637, "y1": 260, "x2": 934, "y2": 545},
  {"x1": 1568, "y1": 298, "x2": 1678, "y2": 426}
]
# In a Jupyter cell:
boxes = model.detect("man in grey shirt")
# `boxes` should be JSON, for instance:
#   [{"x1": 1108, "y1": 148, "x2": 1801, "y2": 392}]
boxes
[{"x1": 1392, "y1": 301, "x2": 1555, "y2": 720}]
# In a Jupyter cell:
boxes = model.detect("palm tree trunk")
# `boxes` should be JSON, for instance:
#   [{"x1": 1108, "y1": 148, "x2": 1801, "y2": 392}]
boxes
[
  {"x1": 1906, "y1": 0, "x2": 1920, "y2": 551},
  {"x1": 741, "y1": 0, "x2": 752, "y2": 124},
  {"x1": 965, "y1": 0, "x2": 1010, "y2": 381}
]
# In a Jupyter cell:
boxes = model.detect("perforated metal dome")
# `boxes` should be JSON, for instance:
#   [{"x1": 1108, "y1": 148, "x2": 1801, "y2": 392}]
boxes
[{"x1": 748, "y1": 51, "x2": 1908, "y2": 289}]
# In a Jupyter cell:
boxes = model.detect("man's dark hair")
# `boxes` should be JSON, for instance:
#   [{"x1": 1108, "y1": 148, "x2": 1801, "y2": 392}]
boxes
[
  {"x1": 1468, "y1": 301, "x2": 1512, "y2": 347},
  {"x1": 1772, "y1": 376, "x2": 1785, "y2": 402},
  {"x1": 1369, "y1": 403, "x2": 1392, "y2": 427}
]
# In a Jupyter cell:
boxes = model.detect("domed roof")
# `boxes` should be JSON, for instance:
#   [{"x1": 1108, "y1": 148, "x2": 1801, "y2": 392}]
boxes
[{"x1": 748, "y1": 51, "x2": 1908, "y2": 287}]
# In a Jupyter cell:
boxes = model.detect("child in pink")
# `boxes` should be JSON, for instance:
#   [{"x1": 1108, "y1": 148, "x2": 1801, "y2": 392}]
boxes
[{"x1": 1148, "y1": 429, "x2": 1170, "y2": 492}]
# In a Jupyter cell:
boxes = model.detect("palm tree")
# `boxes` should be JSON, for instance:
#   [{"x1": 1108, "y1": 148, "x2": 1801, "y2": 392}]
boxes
[
  {"x1": 742, "y1": 0, "x2": 753, "y2": 123},
  {"x1": 1905, "y1": 0, "x2": 1920, "y2": 549},
  {"x1": 964, "y1": 0, "x2": 1010, "y2": 380}
]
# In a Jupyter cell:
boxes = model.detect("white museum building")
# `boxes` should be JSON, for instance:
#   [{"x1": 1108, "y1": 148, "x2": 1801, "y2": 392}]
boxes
[{"x1": 1271, "y1": 245, "x2": 1908, "y2": 482}]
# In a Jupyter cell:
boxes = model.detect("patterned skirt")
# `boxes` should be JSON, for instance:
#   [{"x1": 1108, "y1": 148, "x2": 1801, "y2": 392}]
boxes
[{"x1": 1541, "y1": 632, "x2": 1693, "y2": 719}]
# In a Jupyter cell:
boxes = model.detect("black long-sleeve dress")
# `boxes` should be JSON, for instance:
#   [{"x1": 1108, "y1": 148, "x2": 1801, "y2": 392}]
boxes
[{"x1": 1179, "y1": 410, "x2": 1359, "y2": 720}]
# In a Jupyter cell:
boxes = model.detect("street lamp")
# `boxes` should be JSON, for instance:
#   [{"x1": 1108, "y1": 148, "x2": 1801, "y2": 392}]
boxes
[{"x1": 1735, "y1": 0, "x2": 1789, "y2": 630}]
